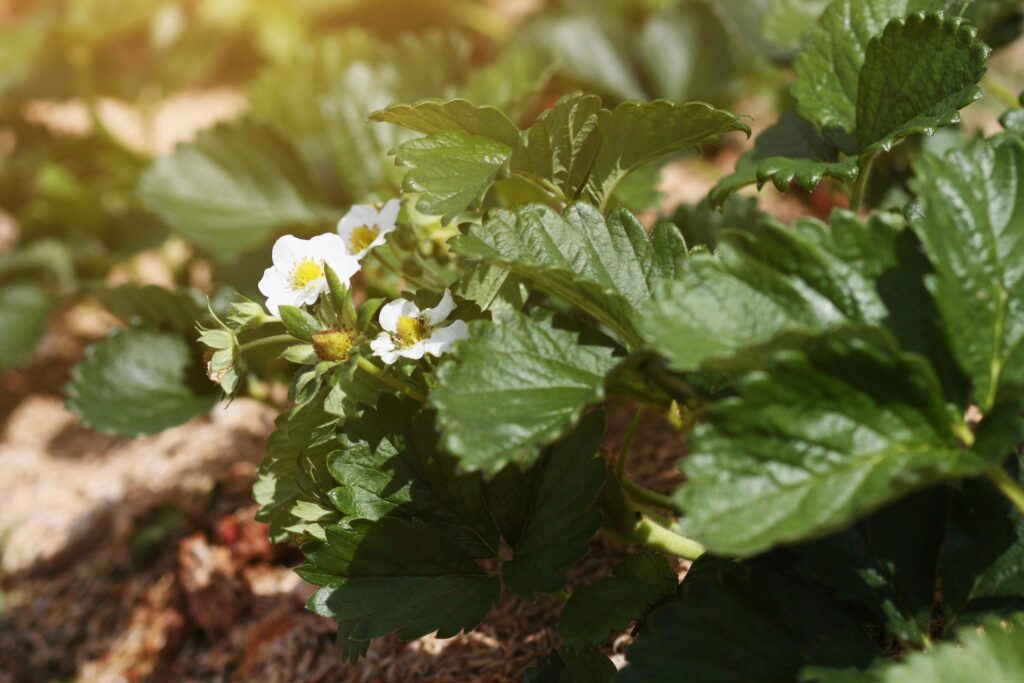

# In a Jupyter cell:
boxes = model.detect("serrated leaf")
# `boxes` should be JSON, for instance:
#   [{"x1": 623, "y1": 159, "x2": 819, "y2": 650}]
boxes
[
  {"x1": 619, "y1": 557, "x2": 877, "y2": 683},
  {"x1": 583, "y1": 100, "x2": 750, "y2": 210},
  {"x1": 911, "y1": 135, "x2": 1024, "y2": 410},
  {"x1": 371, "y1": 99, "x2": 520, "y2": 147},
  {"x1": 91, "y1": 283, "x2": 204, "y2": 332},
  {"x1": 391, "y1": 131, "x2": 512, "y2": 224},
  {"x1": 430, "y1": 310, "x2": 617, "y2": 473},
  {"x1": 882, "y1": 614, "x2": 1024, "y2": 682},
  {"x1": 486, "y1": 412, "x2": 606, "y2": 598},
  {"x1": 676, "y1": 327, "x2": 994, "y2": 556},
  {"x1": 640, "y1": 211, "x2": 903, "y2": 371},
  {"x1": 300, "y1": 516, "x2": 501, "y2": 642},
  {"x1": 560, "y1": 553, "x2": 678, "y2": 648},
  {"x1": 327, "y1": 395, "x2": 499, "y2": 558},
  {"x1": 139, "y1": 119, "x2": 332, "y2": 259},
  {"x1": 454, "y1": 202, "x2": 685, "y2": 349},
  {"x1": 0, "y1": 282, "x2": 52, "y2": 370},
  {"x1": 66, "y1": 329, "x2": 219, "y2": 436}
]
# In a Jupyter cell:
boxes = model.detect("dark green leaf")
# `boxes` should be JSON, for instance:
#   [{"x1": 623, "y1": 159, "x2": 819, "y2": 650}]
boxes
[
  {"x1": 431, "y1": 310, "x2": 617, "y2": 473},
  {"x1": 0, "y1": 282, "x2": 52, "y2": 370},
  {"x1": 560, "y1": 553, "x2": 678, "y2": 647},
  {"x1": 66, "y1": 329, "x2": 219, "y2": 436}
]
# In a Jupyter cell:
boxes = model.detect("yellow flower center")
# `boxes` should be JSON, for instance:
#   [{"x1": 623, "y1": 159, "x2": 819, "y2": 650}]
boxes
[
  {"x1": 349, "y1": 225, "x2": 380, "y2": 253},
  {"x1": 312, "y1": 328, "x2": 354, "y2": 362},
  {"x1": 292, "y1": 259, "x2": 324, "y2": 289},
  {"x1": 395, "y1": 315, "x2": 426, "y2": 347}
]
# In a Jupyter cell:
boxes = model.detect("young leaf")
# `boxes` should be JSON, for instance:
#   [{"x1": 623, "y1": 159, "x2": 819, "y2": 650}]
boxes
[
  {"x1": 454, "y1": 202, "x2": 686, "y2": 349},
  {"x1": 486, "y1": 412, "x2": 607, "y2": 598},
  {"x1": 882, "y1": 614, "x2": 1024, "y2": 682},
  {"x1": 619, "y1": 557, "x2": 877, "y2": 682},
  {"x1": 560, "y1": 553, "x2": 678, "y2": 648},
  {"x1": 66, "y1": 329, "x2": 219, "y2": 436},
  {"x1": 431, "y1": 311, "x2": 617, "y2": 473},
  {"x1": 0, "y1": 282, "x2": 52, "y2": 370},
  {"x1": 675, "y1": 326, "x2": 990, "y2": 556},
  {"x1": 300, "y1": 516, "x2": 501, "y2": 642},
  {"x1": 911, "y1": 135, "x2": 1024, "y2": 410},
  {"x1": 139, "y1": 119, "x2": 333, "y2": 259}
]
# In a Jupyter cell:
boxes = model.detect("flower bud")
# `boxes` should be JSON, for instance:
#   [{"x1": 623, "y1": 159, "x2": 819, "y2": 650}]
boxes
[{"x1": 312, "y1": 328, "x2": 355, "y2": 362}]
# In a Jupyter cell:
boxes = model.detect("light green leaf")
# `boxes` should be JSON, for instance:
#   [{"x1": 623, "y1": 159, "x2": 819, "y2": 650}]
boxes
[
  {"x1": 138, "y1": 119, "x2": 332, "y2": 259},
  {"x1": 676, "y1": 327, "x2": 993, "y2": 557},
  {"x1": 460, "y1": 46, "x2": 557, "y2": 123},
  {"x1": 430, "y1": 311, "x2": 617, "y2": 473},
  {"x1": 912, "y1": 135, "x2": 1024, "y2": 410},
  {"x1": 454, "y1": 202, "x2": 686, "y2": 348},
  {"x1": 370, "y1": 99, "x2": 520, "y2": 147},
  {"x1": 560, "y1": 553, "x2": 678, "y2": 648},
  {"x1": 486, "y1": 412, "x2": 607, "y2": 599},
  {"x1": 66, "y1": 329, "x2": 219, "y2": 436},
  {"x1": 882, "y1": 614, "x2": 1024, "y2": 683},
  {"x1": 0, "y1": 282, "x2": 52, "y2": 370}
]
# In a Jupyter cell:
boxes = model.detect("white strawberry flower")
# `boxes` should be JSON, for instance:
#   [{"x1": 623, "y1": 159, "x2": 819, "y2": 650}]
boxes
[
  {"x1": 337, "y1": 199, "x2": 400, "y2": 259},
  {"x1": 258, "y1": 234, "x2": 360, "y2": 317},
  {"x1": 370, "y1": 289, "x2": 469, "y2": 365}
]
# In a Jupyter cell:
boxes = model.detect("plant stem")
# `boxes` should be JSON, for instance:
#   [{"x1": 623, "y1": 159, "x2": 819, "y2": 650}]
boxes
[
  {"x1": 372, "y1": 249, "x2": 433, "y2": 291},
  {"x1": 848, "y1": 153, "x2": 875, "y2": 214},
  {"x1": 238, "y1": 334, "x2": 297, "y2": 354},
  {"x1": 982, "y1": 74, "x2": 1021, "y2": 110},
  {"x1": 617, "y1": 408, "x2": 645, "y2": 477},
  {"x1": 623, "y1": 477, "x2": 680, "y2": 512},
  {"x1": 987, "y1": 466, "x2": 1024, "y2": 516},
  {"x1": 355, "y1": 356, "x2": 427, "y2": 403},
  {"x1": 630, "y1": 516, "x2": 706, "y2": 561}
]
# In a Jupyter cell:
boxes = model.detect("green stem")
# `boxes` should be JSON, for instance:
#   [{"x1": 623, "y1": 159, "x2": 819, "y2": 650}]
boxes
[
  {"x1": 238, "y1": 334, "x2": 297, "y2": 354},
  {"x1": 623, "y1": 477, "x2": 680, "y2": 512},
  {"x1": 987, "y1": 466, "x2": 1024, "y2": 516},
  {"x1": 982, "y1": 74, "x2": 1021, "y2": 110},
  {"x1": 848, "y1": 153, "x2": 876, "y2": 214},
  {"x1": 356, "y1": 356, "x2": 427, "y2": 403},
  {"x1": 617, "y1": 408, "x2": 645, "y2": 477},
  {"x1": 372, "y1": 249, "x2": 433, "y2": 291},
  {"x1": 631, "y1": 516, "x2": 706, "y2": 561}
]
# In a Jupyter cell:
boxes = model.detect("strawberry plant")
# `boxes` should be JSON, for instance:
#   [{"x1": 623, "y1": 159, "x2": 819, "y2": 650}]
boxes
[{"x1": 7, "y1": 0, "x2": 1024, "y2": 679}]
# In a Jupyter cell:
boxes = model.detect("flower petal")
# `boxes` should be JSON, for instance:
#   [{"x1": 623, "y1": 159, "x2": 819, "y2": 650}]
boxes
[
  {"x1": 258, "y1": 266, "x2": 288, "y2": 299},
  {"x1": 422, "y1": 288, "x2": 456, "y2": 326},
  {"x1": 370, "y1": 332, "x2": 399, "y2": 365},
  {"x1": 337, "y1": 204, "x2": 380, "y2": 235},
  {"x1": 272, "y1": 235, "x2": 306, "y2": 267},
  {"x1": 378, "y1": 298, "x2": 420, "y2": 333},
  {"x1": 398, "y1": 341, "x2": 426, "y2": 360},
  {"x1": 377, "y1": 198, "x2": 401, "y2": 235},
  {"x1": 423, "y1": 320, "x2": 469, "y2": 356}
]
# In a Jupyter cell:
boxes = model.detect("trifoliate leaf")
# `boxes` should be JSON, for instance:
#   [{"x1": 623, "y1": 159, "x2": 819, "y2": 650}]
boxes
[
  {"x1": 66, "y1": 329, "x2": 219, "y2": 436},
  {"x1": 583, "y1": 100, "x2": 750, "y2": 210},
  {"x1": 486, "y1": 412, "x2": 606, "y2": 598},
  {"x1": 91, "y1": 283, "x2": 205, "y2": 332},
  {"x1": 300, "y1": 516, "x2": 501, "y2": 642},
  {"x1": 882, "y1": 614, "x2": 1024, "y2": 682},
  {"x1": 676, "y1": 327, "x2": 992, "y2": 556},
  {"x1": 640, "y1": 211, "x2": 903, "y2": 371},
  {"x1": 327, "y1": 395, "x2": 499, "y2": 559},
  {"x1": 560, "y1": 553, "x2": 678, "y2": 648},
  {"x1": 454, "y1": 202, "x2": 686, "y2": 349},
  {"x1": 0, "y1": 282, "x2": 52, "y2": 370},
  {"x1": 139, "y1": 119, "x2": 333, "y2": 259},
  {"x1": 430, "y1": 310, "x2": 617, "y2": 474},
  {"x1": 391, "y1": 131, "x2": 513, "y2": 224},
  {"x1": 911, "y1": 135, "x2": 1024, "y2": 410},
  {"x1": 619, "y1": 557, "x2": 877, "y2": 683}
]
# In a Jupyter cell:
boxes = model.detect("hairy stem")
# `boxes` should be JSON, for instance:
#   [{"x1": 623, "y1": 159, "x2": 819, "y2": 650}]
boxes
[
  {"x1": 616, "y1": 408, "x2": 645, "y2": 477},
  {"x1": 238, "y1": 334, "x2": 298, "y2": 354},
  {"x1": 622, "y1": 477, "x2": 680, "y2": 512},
  {"x1": 630, "y1": 516, "x2": 706, "y2": 561},
  {"x1": 372, "y1": 249, "x2": 432, "y2": 292},
  {"x1": 356, "y1": 356, "x2": 427, "y2": 403},
  {"x1": 982, "y1": 74, "x2": 1021, "y2": 110},
  {"x1": 987, "y1": 466, "x2": 1024, "y2": 516}
]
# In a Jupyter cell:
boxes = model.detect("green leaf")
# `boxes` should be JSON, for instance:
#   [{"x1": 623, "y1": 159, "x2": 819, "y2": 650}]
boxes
[
  {"x1": 911, "y1": 135, "x2": 1024, "y2": 410},
  {"x1": 454, "y1": 202, "x2": 686, "y2": 348},
  {"x1": 459, "y1": 46, "x2": 556, "y2": 124},
  {"x1": 667, "y1": 195, "x2": 762, "y2": 251},
  {"x1": 139, "y1": 119, "x2": 332, "y2": 259},
  {"x1": 560, "y1": 553, "x2": 678, "y2": 648},
  {"x1": 619, "y1": 557, "x2": 877, "y2": 683},
  {"x1": 300, "y1": 516, "x2": 501, "y2": 642},
  {"x1": 430, "y1": 310, "x2": 617, "y2": 473},
  {"x1": 881, "y1": 614, "x2": 1024, "y2": 682},
  {"x1": 525, "y1": 647, "x2": 616, "y2": 683},
  {"x1": 370, "y1": 99, "x2": 520, "y2": 147},
  {"x1": 0, "y1": 282, "x2": 52, "y2": 370},
  {"x1": 66, "y1": 329, "x2": 219, "y2": 436},
  {"x1": 486, "y1": 412, "x2": 607, "y2": 598},
  {"x1": 675, "y1": 327, "x2": 992, "y2": 556},
  {"x1": 278, "y1": 305, "x2": 324, "y2": 342},
  {"x1": 391, "y1": 131, "x2": 512, "y2": 224},
  {"x1": 794, "y1": 6, "x2": 986, "y2": 155},
  {"x1": 91, "y1": 284, "x2": 204, "y2": 332},
  {"x1": 583, "y1": 100, "x2": 750, "y2": 210},
  {"x1": 640, "y1": 211, "x2": 903, "y2": 371},
  {"x1": 327, "y1": 395, "x2": 499, "y2": 558}
]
